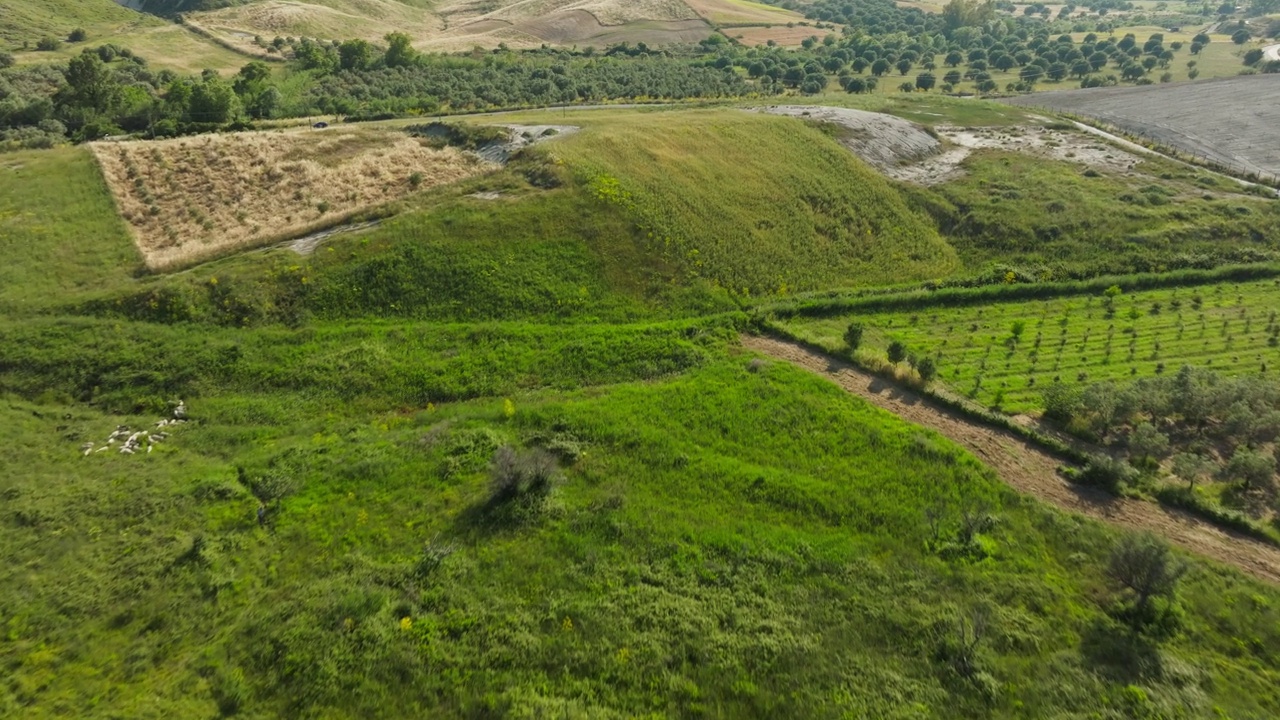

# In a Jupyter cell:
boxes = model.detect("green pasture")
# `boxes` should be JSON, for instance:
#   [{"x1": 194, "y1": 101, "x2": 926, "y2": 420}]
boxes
[{"x1": 5, "y1": 328, "x2": 1280, "y2": 717}]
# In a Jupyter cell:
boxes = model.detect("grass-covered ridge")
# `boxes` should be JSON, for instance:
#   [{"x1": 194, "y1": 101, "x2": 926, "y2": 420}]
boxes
[
  {"x1": 0, "y1": 0, "x2": 143, "y2": 46},
  {"x1": 549, "y1": 109, "x2": 959, "y2": 295},
  {"x1": 911, "y1": 149, "x2": 1280, "y2": 279}
]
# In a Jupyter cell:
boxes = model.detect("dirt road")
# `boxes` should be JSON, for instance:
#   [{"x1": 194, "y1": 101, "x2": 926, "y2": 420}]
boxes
[{"x1": 743, "y1": 334, "x2": 1280, "y2": 584}]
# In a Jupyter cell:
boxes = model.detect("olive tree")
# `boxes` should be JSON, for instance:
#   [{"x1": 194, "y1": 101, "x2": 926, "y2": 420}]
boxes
[{"x1": 1108, "y1": 533, "x2": 1187, "y2": 614}]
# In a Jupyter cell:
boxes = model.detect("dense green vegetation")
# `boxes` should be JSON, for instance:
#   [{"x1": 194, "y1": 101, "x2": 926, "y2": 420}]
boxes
[
  {"x1": 9, "y1": 330, "x2": 1280, "y2": 717},
  {"x1": 0, "y1": 0, "x2": 1254, "y2": 151},
  {"x1": 7, "y1": 22, "x2": 1280, "y2": 712},
  {"x1": 300, "y1": 41, "x2": 752, "y2": 116}
]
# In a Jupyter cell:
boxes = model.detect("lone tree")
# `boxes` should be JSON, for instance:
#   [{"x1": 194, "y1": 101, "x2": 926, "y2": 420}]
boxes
[
  {"x1": 887, "y1": 340, "x2": 907, "y2": 364},
  {"x1": 1108, "y1": 533, "x2": 1187, "y2": 616},
  {"x1": 917, "y1": 356, "x2": 938, "y2": 383},
  {"x1": 844, "y1": 323, "x2": 865, "y2": 351}
]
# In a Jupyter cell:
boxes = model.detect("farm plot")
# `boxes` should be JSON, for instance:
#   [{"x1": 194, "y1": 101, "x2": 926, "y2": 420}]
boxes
[
  {"x1": 91, "y1": 127, "x2": 491, "y2": 271},
  {"x1": 1007, "y1": 74, "x2": 1280, "y2": 183},
  {"x1": 778, "y1": 279, "x2": 1280, "y2": 414}
]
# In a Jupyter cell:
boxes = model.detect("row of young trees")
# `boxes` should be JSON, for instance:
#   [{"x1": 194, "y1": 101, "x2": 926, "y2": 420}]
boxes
[
  {"x1": 296, "y1": 39, "x2": 752, "y2": 117},
  {"x1": 730, "y1": 20, "x2": 1210, "y2": 96},
  {"x1": 0, "y1": 37, "x2": 753, "y2": 148}
]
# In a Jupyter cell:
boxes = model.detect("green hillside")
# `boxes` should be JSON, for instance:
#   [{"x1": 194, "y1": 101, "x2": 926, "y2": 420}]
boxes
[
  {"x1": 5, "y1": 99, "x2": 1280, "y2": 718},
  {"x1": 549, "y1": 109, "x2": 959, "y2": 295},
  {"x1": 0, "y1": 0, "x2": 147, "y2": 46}
]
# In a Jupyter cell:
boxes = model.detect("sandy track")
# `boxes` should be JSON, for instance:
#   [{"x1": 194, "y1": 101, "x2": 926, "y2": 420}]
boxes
[{"x1": 743, "y1": 334, "x2": 1280, "y2": 584}]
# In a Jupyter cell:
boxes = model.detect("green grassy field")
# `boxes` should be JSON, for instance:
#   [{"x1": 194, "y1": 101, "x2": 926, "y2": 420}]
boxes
[
  {"x1": 7, "y1": 98, "x2": 1280, "y2": 717},
  {"x1": 2, "y1": 0, "x2": 260, "y2": 73},
  {"x1": 0, "y1": 147, "x2": 142, "y2": 312},
  {"x1": 7, "y1": 331, "x2": 1280, "y2": 717},
  {"x1": 776, "y1": 276, "x2": 1280, "y2": 415},
  {"x1": 542, "y1": 109, "x2": 959, "y2": 295},
  {"x1": 910, "y1": 149, "x2": 1280, "y2": 278},
  {"x1": 0, "y1": 0, "x2": 143, "y2": 46}
]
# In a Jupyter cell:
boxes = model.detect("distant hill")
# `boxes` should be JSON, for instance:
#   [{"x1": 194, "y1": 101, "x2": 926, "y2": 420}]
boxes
[
  {"x1": 4, "y1": 0, "x2": 812, "y2": 59},
  {"x1": 0, "y1": 0, "x2": 146, "y2": 46},
  {"x1": 177, "y1": 0, "x2": 713, "y2": 54}
]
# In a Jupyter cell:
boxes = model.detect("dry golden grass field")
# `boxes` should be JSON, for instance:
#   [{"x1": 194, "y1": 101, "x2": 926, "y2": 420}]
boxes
[
  {"x1": 725, "y1": 23, "x2": 832, "y2": 47},
  {"x1": 90, "y1": 127, "x2": 491, "y2": 270},
  {"x1": 186, "y1": 0, "x2": 709, "y2": 53},
  {"x1": 683, "y1": 0, "x2": 804, "y2": 25}
]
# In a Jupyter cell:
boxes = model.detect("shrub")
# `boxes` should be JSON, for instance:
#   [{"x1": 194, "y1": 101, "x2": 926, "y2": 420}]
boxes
[
  {"x1": 1078, "y1": 453, "x2": 1136, "y2": 493},
  {"x1": 36, "y1": 37, "x2": 62, "y2": 52},
  {"x1": 0, "y1": 51, "x2": 13, "y2": 69},
  {"x1": 917, "y1": 356, "x2": 938, "y2": 383},
  {"x1": 1042, "y1": 382, "x2": 1083, "y2": 422},
  {"x1": 488, "y1": 445, "x2": 559, "y2": 505},
  {"x1": 68, "y1": 28, "x2": 88, "y2": 42}
]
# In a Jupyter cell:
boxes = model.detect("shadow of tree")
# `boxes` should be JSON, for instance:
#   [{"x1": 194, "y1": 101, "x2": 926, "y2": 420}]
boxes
[{"x1": 1079, "y1": 616, "x2": 1164, "y2": 683}]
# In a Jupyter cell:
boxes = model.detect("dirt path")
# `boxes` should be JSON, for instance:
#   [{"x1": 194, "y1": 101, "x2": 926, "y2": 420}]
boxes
[{"x1": 743, "y1": 334, "x2": 1280, "y2": 584}]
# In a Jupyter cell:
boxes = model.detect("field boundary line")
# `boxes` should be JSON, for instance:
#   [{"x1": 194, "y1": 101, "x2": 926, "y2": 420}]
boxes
[{"x1": 743, "y1": 333, "x2": 1280, "y2": 585}]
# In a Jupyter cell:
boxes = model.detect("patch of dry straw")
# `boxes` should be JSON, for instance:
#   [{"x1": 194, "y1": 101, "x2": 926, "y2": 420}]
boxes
[{"x1": 91, "y1": 128, "x2": 490, "y2": 270}]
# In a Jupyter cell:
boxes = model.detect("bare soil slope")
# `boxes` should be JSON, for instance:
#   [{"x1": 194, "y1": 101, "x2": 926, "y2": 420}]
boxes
[
  {"x1": 1007, "y1": 74, "x2": 1280, "y2": 183},
  {"x1": 744, "y1": 334, "x2": 1280, "y2": 585}
]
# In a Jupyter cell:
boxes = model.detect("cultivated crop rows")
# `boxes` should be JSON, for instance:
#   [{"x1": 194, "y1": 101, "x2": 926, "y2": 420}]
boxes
[{"x1": 783, "y1": 279, "x2": 1280, "y2": 413}]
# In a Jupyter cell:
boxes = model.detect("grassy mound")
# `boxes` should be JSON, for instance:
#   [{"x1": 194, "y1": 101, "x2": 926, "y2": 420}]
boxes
[
  {"x1": 550, "y1": 109, "x2": 959, "y2": 295},
  {"x1": 910, "y1": 149, "x2": 1280, "y2": 278}
]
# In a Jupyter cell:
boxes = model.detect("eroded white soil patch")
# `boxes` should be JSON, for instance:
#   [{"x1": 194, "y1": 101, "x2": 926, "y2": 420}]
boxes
[{"x1": 894, "y1": 124, "x2": 1142, "y2": 185}]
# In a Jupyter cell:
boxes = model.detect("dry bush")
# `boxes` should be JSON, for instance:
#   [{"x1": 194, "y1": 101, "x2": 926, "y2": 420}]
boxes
[{"x1": 91, "y1": 128, "x2": 492, "y2": 270}]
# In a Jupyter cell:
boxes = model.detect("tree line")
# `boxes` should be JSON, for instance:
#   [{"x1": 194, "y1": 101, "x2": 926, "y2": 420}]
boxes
[{"x1": 0, "y1": 36, "x2": 754, "y2": 149}]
